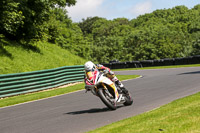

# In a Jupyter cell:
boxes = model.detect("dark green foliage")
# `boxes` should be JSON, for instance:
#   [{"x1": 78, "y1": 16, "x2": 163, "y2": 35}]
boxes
[
  {"x1": 75, "y1": 5, "x2": 200, "y2": 63},
  {"x1": 0, "y1": 1, "x2": 24, "y2": 39},
  {"x1": 1, "y1": 2, "x2": 200, "y2": 64},
  {"x1": 0, "y1": 0, "x2": 76, "y2": 41},
  {"x1": 78, "y1": 16, "x2": 104, "y2": 35}
]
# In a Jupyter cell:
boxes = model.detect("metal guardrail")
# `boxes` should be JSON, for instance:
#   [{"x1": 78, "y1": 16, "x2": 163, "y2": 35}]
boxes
[{"x1": 0, "y1": 65, "x2": 85, "y2": 98}]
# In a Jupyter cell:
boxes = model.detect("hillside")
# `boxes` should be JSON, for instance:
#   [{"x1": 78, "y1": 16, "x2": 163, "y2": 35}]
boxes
[
  {"x1": 0, "y1": 39, "x2": 86, "y2": 74},
  {"x1": 1, "y1": 1, "x2": 200, "y2": 71}
]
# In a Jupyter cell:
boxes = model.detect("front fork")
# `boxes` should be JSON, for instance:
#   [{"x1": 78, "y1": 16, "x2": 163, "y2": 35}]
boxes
[{"x1": 102, "y1": 83, "x2": 120, "y2": 102}]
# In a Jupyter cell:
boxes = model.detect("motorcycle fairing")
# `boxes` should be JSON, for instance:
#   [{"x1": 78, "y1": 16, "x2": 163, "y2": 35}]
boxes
[{"x1": 95, "y1": 71, "x2": 120, "y2": 102}]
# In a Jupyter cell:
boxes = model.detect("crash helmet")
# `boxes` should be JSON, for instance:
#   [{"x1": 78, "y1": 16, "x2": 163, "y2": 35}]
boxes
[{"x1": 84, "y1": 61, "x2": 96, "y2": 72}]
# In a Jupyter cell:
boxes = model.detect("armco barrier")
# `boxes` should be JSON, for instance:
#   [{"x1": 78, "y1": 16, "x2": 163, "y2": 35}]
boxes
[{"x1": 0, "y1": 65, "x2": 85, "y2": 98}]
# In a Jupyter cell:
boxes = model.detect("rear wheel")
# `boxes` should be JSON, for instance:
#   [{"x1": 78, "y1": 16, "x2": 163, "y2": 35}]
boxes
[{"x1": 97, "y1": 88, "x2": 117, "y2": 110}]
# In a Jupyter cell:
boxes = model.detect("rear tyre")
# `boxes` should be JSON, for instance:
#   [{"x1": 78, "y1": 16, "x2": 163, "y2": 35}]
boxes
[{"x1": 97, "y1": 89, "x2": 117, "y2": 110}]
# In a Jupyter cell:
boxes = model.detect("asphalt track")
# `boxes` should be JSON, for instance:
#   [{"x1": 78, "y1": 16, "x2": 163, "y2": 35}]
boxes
[{"x1": 0, "y1": 67, "x2": 200, "y2": 133}]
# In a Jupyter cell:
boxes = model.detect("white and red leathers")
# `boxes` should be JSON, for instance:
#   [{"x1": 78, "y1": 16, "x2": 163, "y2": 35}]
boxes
[{"x1": 85, "y1": 64, "x2": 123, "y2": 88}]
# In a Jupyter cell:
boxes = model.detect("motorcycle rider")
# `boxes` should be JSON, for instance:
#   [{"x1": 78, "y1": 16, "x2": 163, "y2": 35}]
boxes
[{"x1": 84, "y1": 61, "x2": 128, "y2": 94}]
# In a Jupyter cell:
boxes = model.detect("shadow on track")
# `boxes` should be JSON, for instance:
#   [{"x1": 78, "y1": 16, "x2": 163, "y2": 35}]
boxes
[
  {"x1": 178, "y1": 71, "x2": 200, "y2": 75},
  {"x1": 65, "y1": 106, "x2": 124, "y2": 115},
  {"x1": 65, "y1": 108, "x2": 111, "y2": 115}
]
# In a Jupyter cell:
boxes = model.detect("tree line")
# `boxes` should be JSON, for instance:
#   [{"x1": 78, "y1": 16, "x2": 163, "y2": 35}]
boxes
[{"x1": 1, "y1": 1, "x2": 200, "y2": 63}]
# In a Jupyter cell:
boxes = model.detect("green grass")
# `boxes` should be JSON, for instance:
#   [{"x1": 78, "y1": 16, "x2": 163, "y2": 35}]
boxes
[
  {"x1": 113, "y1": 64, "x2": 200, "y2": 71},
  {"x1": 115, "y1": 75, "x2": 140, "y2": 81},
  {"x1": 0, "y1": 39, "x2": 86, "y2": 74},
  {"x1": 0, "y1": 83, "x2": 84, "y2": 107},
  {"x1": 88, "y1": 92, "x2": 200, "y2": 133},
  {"x1": 0, "y1": 75, "x2": 139, "y2": 107}
]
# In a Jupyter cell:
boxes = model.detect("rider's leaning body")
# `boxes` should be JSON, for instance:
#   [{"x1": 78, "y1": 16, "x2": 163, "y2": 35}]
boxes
[{"x1": 85, "y1": 64, "x2": 113, "y2": 81}]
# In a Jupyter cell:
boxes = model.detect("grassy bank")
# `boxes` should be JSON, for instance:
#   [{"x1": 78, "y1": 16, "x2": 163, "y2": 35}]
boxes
[
  {"x1": 88, "y1": 92, "x2": 200, "y2": 133},
  {"x1": 0, "y1": 39, "x2": 86, "y2": 74},
  {"x1": 0, "y1": 75, "x2": 139, "y2": 107}
]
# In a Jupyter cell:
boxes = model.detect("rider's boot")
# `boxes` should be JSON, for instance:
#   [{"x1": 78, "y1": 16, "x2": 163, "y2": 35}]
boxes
[
  {"x1": 112, "y1": 76, "x2": 129, "y2": 94},
  {"x1": 115, "y1": 80, "x2": 128, "y2": 94}
]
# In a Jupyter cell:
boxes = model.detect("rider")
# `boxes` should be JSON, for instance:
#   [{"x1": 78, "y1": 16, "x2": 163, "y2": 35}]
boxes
[{"x1": 84, "y1": 61, "x2": 128, "y2": 94}]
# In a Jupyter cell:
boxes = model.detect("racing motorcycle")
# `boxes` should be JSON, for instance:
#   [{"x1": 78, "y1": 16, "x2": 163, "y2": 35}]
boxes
[{"x1": 85, "y1": 70, "x2": 133, "y2": 110}]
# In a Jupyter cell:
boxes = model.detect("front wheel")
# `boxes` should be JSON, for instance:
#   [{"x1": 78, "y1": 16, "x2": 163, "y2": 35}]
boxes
[{"x1": 97, "y1": 89, "x2": 117, "y2": 110}]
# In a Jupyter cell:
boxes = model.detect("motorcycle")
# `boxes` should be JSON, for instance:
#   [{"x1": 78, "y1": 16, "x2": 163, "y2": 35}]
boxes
[{"x1": 85, "y1": 70, "x2": 133, "y2": 110}]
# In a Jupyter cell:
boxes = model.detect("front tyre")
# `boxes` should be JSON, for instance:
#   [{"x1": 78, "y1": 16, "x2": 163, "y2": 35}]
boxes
[
  {"x1": 123, "y1": 93, "x2": 133, "y2": 106},
  {"x1": 97, "y1": 89, "x2": 117, "y2": 110}
]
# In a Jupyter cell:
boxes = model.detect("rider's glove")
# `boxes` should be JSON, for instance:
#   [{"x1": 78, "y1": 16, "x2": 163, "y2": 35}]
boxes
[{"x1": 103, "y1": 69, "x2": 109, "y2": 74}]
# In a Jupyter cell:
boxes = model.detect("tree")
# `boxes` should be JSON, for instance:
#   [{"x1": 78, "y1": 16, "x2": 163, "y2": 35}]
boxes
[
  {"x1": 0, "y1": 0, "x2": 76, "y2": 41},
  {"x1": 78, "y1": 16, "x2": 104, "y2": 35},
  {"x1": 0, "y1": 1, "x2": 24, "y2": 39}
]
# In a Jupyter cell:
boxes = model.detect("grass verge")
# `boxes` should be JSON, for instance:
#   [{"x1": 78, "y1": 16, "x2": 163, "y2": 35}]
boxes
[
  {"x1": 113, "y1": 64, "x2": 200, "y2": 71},
  {"x1": 88, "y1": 92, "x2": 200, "y2": 133},
  {"x1": 0, "y1": 75, "x2": 139, "y2": 108}
]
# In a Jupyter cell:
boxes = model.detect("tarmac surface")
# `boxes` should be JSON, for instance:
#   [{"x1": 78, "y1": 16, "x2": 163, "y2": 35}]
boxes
[{"x1": 0, "y1": 67, "x2": 200, "y2": 133}]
